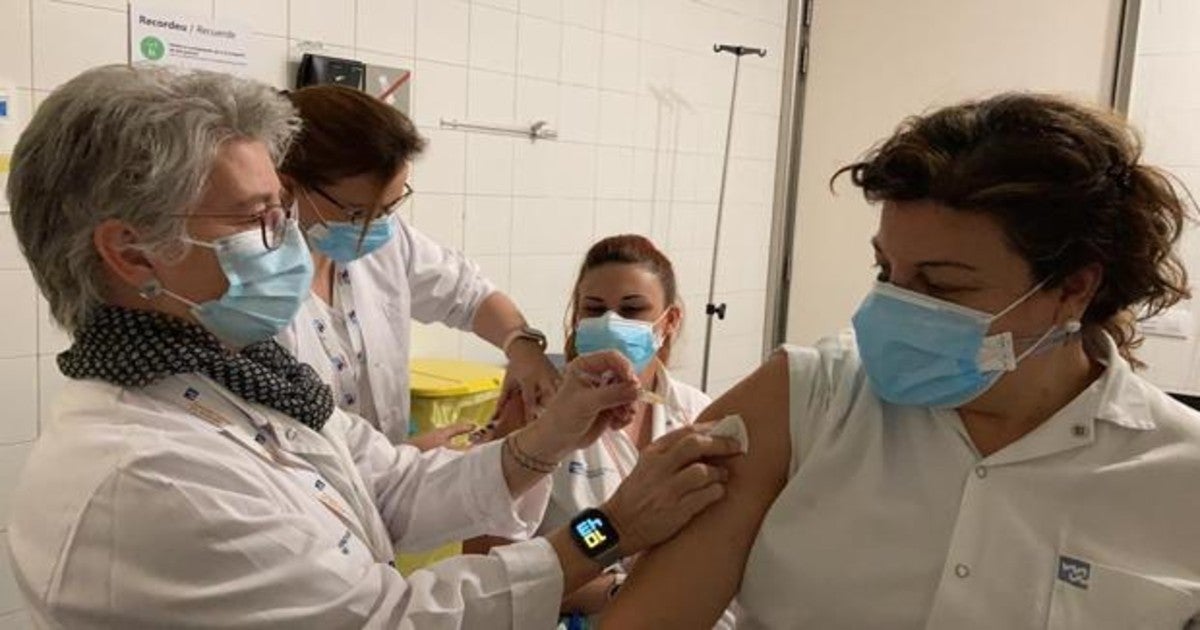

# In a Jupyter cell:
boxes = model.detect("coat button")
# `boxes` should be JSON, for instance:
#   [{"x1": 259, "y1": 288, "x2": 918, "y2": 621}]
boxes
[
  {"x1": 286, "y1": 427, "x2": 297, "y2": 440},
  {"x1": 955, "y1": 563, "x2": 970, "y2": 578},
  {"x1": 974, "y1": 466, "x2": 987, "y2": 479}
]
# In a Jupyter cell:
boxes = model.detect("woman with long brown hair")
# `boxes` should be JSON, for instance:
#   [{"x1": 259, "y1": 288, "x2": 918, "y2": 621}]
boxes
[
  {"x1": 471, "y1": 234, "x2": 738, "y2": 626},
  {"x1": 551, "y1": 235, "x2": 716, "y2": 618}
]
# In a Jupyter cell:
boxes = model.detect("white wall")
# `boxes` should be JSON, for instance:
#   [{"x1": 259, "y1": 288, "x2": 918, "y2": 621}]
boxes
[
  {"x1": 0, "y1": 0, "x2": 788, "y2": 624},
  {"x1": 785, "y1": 0, "x2": 1125, "y2": 346},
  {"x1": 393, "y1": 0, "x2": 787, "y2": 397},
  {"x1": 1124, "y1": 0, "x2": 1200, "y2": 395}
]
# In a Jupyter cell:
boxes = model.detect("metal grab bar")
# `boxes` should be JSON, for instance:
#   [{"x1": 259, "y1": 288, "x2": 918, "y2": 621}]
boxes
[{"x1": 438, "y1": 118, "x2": 558, "y2": 141}]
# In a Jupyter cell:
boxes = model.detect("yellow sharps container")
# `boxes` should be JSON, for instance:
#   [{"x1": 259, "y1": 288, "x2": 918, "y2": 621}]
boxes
[{"x1": 396, "y1": 358, "x2": 504, "y2": 575}]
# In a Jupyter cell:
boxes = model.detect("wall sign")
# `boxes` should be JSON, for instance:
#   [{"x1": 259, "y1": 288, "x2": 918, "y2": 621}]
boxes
[
  {"x1": 365, "y1": 64, "x2": 411, "y2": 114},
  {"x1": 128, "y1": 3, "x2": 251, "y2": 75}
]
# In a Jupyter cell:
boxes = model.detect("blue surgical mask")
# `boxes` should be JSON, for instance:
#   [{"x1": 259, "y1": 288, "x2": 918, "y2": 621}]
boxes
[
  {"x1": 574, "y1": 311, "x2": 664, "y2": 373},
  {"x1": 851, "y1": 280, "x2": 1079, "y2": 408},
  {"x1": 161, "y1": 220, "x2": 313, "y2": 347},
  {"x1": 301, "y1": 189, "x2": 395, "y2": 262},
  {"x1": 306, "y1": 217, "x2": 394, "y2": 263}
]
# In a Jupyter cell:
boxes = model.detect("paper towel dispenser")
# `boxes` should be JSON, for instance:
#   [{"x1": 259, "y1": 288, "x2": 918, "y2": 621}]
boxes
[{"x1": 296, "y1": 53, "x2": 365, "y2": 90}]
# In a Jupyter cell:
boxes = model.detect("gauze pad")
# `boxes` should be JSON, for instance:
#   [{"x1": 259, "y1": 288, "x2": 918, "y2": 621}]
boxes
[{"x1": 700, "y1": 414, "x2": 749, "y2": 454}]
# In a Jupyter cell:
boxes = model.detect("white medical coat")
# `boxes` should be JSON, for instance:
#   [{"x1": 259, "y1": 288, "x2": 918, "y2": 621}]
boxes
[
  {"x1": 278, "y1": 214, "x2": 496, "y2": 443},
  {"x1": 538, "y1": 366, "x2": 711, "y2": 535},
  {"x1": 7, "y1": 373, "x2": 562, "y2": 629},
  {"x1": 736, "y1": 333, "x2": 1200, "y2": 629}
]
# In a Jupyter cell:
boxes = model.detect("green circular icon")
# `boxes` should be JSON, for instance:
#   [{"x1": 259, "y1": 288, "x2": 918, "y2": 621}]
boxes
[{"x1": 140, "y1": 36, "x2": 165, "y2": 61}]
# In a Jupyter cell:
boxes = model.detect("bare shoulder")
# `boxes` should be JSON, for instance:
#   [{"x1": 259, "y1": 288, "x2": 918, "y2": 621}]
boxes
[
  {"x1": 694, "y1": 350, "x2": 792, "y2": 497},
  {"x1": 602, "y1": 352, "x2": 794, "y2": 629}
]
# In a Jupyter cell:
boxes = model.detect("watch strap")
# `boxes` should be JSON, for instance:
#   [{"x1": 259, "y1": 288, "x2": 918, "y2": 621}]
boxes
[{"x1": 502, "y1": 325, "x2": 547, "y2": 354}]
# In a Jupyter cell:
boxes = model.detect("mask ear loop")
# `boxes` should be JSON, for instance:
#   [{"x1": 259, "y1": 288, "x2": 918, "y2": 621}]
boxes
[
  {"x1": 130, "y1": 237, "x2": 202, "y2": 306},
  {"x1": 300, "y1": 188, "x2": 332, "y2": 228},
  {"x1": 137, "y1": 277, "x2": 200, "y2": 309},
  {"x1": 1015, "y1": 319, "x2": 1083, "y2": 363},
  {"x1": 653, "y1": 305, "x2": 682, "y2": 340},
  {"x1": 299, "y1": 188, "x2": 344, "y2": 255},
  {"x1": 179, "y1": 237, "x2": 216, "y2": 251},
  {"x1": 993, "y1": 277, "x2": 1084, "y2": 362},
  {"x1": 137, "y1": 278, "x2": 162, "y2": 300},
  {"x1": 649, "y1": 308, "x2": 672, "y2": 351},
  {"x1": 988, "y1": 278, "x2": 1051, "y2": 323},
  {"x1": 128, "y1": 233, "x2": 213, "y2": 310},
  {"x1": 976, "y1": 278, "x2": 1054, "y2": 372}
]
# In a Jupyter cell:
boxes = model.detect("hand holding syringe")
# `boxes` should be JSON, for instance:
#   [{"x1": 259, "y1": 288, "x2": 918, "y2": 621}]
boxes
[
  {"x1": 579, "y1": 369, "x2": 666, "y2": 406},
  {"x1": 471, "y1": 351, "x2": 644, "y2": 445},
  {"x1": 469, "y1": 371, "x2": 662, "y2": 444}
]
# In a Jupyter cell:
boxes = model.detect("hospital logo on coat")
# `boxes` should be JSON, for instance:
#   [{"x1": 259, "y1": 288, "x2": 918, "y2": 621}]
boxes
[
  {"x1": 575, "y1": 517, "x2": 608, "y2": 550},
  {"x1": 567, "y1": 461, "x2": 612, "y2": 479},
  {"x1": 1057, "y1": 556, "x2": 1091, "y2": 589}
]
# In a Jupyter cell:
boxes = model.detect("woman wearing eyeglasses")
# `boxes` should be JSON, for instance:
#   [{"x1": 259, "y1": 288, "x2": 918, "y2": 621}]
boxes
[
  {"x1": 276, "y1": 86, "x2": 561, "y2": 449},
  {"x1": 6, "y1": 66, "x2": 742, "y2": 628}
]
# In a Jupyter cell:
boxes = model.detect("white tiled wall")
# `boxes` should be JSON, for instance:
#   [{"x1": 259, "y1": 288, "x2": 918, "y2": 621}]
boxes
[
  {"x1": 0, "y1": 0, "x2": 40, "y2": 615},
  {"x1": 0, "y1": 0, "x2": 787, "y2": 621},
  {"x1": 383, "y1": 0, "x2": 786, "y2": 397},
  {"x1": 1126, "y1": 0, "x2": 1200, "y2": 395}
]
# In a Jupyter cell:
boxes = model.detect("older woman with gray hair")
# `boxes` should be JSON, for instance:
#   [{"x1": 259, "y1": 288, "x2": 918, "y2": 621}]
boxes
[{"x1": 4, "y1": 65, "x2": 740, "y2": 629}]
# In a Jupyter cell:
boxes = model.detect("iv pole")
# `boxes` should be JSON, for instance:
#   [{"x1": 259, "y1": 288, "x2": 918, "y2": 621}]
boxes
[{"x1": 701, "y1": 43, "x2": 767, "y2": 393}]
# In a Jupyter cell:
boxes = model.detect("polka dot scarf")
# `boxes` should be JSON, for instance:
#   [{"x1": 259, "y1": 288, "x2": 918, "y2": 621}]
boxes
[{"x1": 58, "y1": 305, "x2": 334, "y2": 431}]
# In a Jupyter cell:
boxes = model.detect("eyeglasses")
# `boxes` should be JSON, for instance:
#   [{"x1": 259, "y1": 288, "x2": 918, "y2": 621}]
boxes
[
  {"x1": 178, "y1": 202, "x2": 294, "y2": 251},
  {"x1": 312, "y1": 183, "x2": 415, "y2": 223}
]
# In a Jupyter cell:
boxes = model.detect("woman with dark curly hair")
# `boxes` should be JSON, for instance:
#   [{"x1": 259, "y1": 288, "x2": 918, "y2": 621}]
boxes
[{"x1": 602, "y1": 93, "x2": 1200, "y2": 629}]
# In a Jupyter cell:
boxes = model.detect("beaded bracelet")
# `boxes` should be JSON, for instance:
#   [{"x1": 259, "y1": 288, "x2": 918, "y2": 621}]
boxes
[{"x1": 504, "y1": 432, "x2": 558, "y2": 474}]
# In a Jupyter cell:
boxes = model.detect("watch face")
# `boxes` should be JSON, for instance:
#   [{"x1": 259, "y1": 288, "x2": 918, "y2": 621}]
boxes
[{"x1": 572, "y1": 510, "x2": 619, "y2": 557}]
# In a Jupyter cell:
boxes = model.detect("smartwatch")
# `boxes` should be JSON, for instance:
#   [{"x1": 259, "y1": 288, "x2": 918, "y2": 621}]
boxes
[
  {"x1": 568, "y1": 507, "x2": 623, "y2": 568},
  {"x1": 502, "y1": 325, "x2": 548, "y2": 354}
]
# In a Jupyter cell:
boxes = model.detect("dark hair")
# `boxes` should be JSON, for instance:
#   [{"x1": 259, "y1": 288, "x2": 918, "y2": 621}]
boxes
[
  {"x1": 834, "y1": 92, "x2": 1192, "y2": 366},
  {"x1": 565, "y1": 235, "x2": 681, "y2": 363},
  {"x1": 281, "y1": 85, "x2": 426, "y2": 194}
]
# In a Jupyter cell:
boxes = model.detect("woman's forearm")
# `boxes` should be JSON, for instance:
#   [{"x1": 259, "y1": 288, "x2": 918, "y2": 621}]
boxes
[
  {"x1": 562, "y1": 574, "x2": 617, "y2": 615},
  {"x1": 547, "y1": 526, "x2": 611, "y2": 596},
  {"x1": 472, "y1": 291, "x2": 529, "y2": 349},
  {"x1": 499, "y1": 421, "x2": 573, "y2": 497}
]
